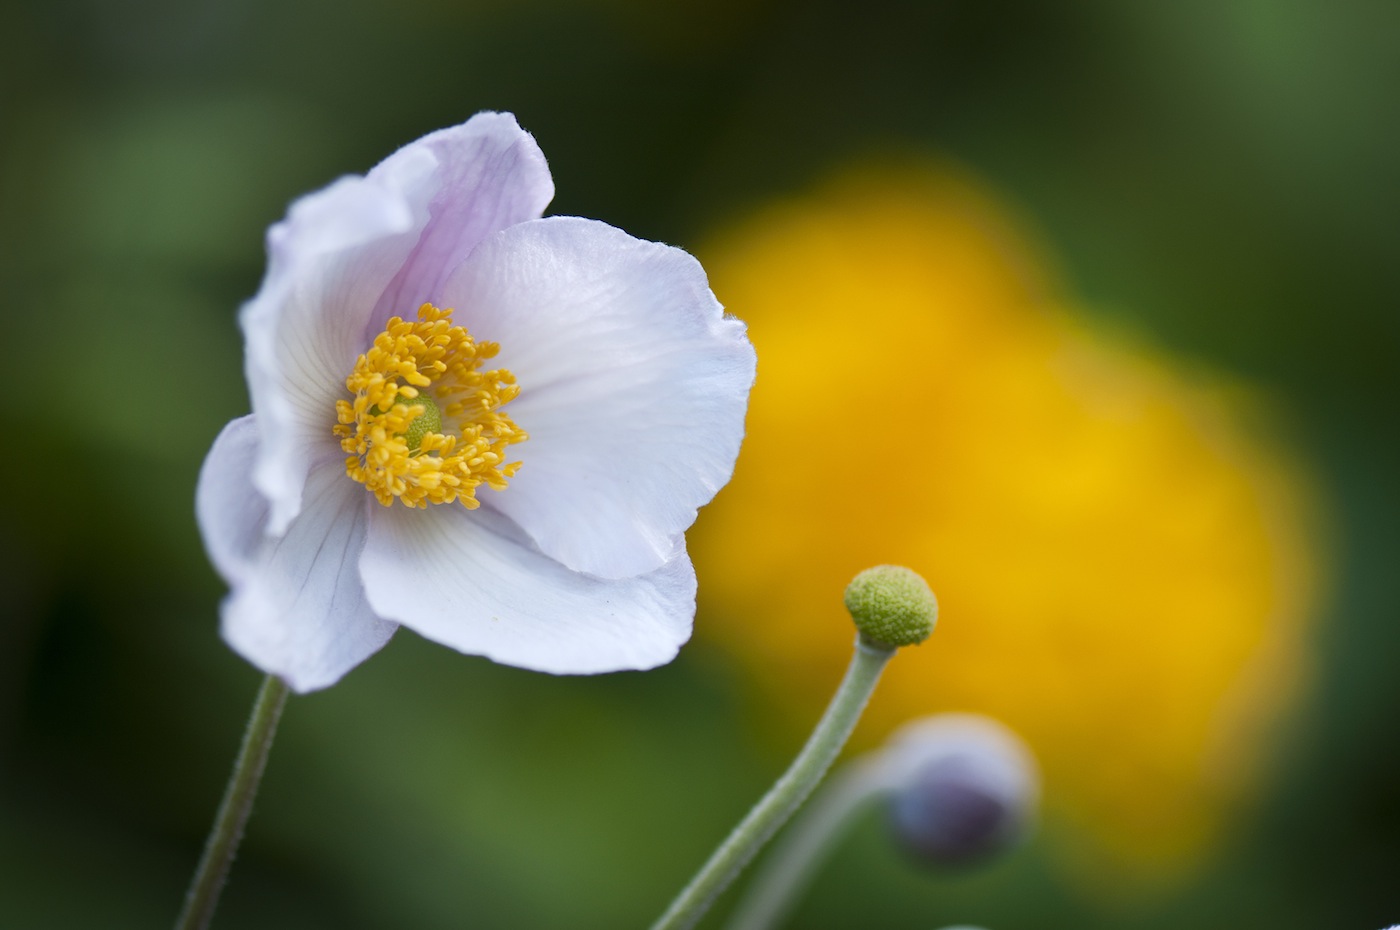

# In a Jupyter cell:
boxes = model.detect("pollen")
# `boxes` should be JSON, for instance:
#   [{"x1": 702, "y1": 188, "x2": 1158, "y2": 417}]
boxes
[{"x1": 334, "y1": 303, "x2": 527, "y2": 509}]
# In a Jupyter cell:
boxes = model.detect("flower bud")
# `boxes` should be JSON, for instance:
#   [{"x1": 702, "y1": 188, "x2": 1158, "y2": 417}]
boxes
[
  {"x1": 882, "y1": 715, "x2": 1038, "y2": 866},
  {"x1": 843, "y1": 565, "x2": 938, "y2": 648}
]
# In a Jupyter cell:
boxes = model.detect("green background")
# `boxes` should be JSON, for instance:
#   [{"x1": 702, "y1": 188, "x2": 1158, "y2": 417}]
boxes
[{"x1": 2, "y1": 1, "x2": 1397, "y2": 927}]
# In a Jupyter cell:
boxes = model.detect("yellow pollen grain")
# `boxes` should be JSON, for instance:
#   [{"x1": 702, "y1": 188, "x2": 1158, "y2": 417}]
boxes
[{"x1": 333, "y1": 303, "x2": 526, "y2": 509}]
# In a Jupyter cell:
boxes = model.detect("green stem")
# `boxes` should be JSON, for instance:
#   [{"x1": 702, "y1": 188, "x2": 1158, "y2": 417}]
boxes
[
  {"x1": 722, "y1": 756, "x2": 891, "y2": 930},
  {"x1": 175, "y1": 674, "x2": 290, "y2": 930},
  {"x1": 650, "y1": 637, "x2": 895, "y2": 930}
]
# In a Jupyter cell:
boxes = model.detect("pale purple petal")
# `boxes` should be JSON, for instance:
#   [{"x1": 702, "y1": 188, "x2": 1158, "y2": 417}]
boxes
[
  {"x1": 368, "y1": 112, "x2": 554, "y2": 335},
  {"x1": 440, "y1": 216, "x2": 756, "y2": 579},
  {"x1": 359, "y1": 504, "x2": 697, "y2": 674},
  {"x1": 196, "y1": 415, "x2": 271, "y2": 583},
  {"x1": 242, "y1": 145, "x2": 437, "y2": 536},
  {"x1": 199, "y1": 417, "x2": 397, "y2": 692}
]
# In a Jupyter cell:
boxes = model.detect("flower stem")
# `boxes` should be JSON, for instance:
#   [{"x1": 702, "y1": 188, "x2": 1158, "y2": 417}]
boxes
[
  {"x1": 650, "y1": 637, "x2": 895, "y2": 930},
  {"x1": 722, "y1": 755, "x2": 893, "y2": 930},
  {"x1": 175, "y1": 674, "x2": 290, "y2": 930}
]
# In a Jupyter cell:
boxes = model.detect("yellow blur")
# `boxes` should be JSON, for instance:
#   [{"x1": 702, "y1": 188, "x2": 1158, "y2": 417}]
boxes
[{"x1": 691, "y1": 162, "x2": 1319, "y2": 885}]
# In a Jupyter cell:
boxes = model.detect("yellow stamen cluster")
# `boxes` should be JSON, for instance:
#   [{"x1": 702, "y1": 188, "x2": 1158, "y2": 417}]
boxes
[{"x1": 334, "y1": 303, "x2": 526, "y2": 509}]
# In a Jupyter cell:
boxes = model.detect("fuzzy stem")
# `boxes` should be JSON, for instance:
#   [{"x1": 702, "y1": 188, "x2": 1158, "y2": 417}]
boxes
[
  {"x1": 722, "y1": 754, "x2": 896, "y2": 930},
  {"x1": 650, "y1": 637, "x2": 894, "y2": 930},
  {"x1": 175, "y1": 674, "x2": 290, "y2": 930}
]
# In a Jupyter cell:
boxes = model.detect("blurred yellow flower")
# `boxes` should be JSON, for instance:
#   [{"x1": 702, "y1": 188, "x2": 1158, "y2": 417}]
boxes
[{"x1": 691, "y1": 163, "x2": 1319, "y2": 883}]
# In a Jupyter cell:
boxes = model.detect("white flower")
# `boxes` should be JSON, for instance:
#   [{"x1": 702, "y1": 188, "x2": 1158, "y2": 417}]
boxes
[{"x1": 196, "y1": 113, "x2": 755, "y2": 692}]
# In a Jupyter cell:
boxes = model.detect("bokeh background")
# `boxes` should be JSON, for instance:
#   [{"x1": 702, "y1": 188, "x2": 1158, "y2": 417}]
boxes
[{"x1": 2, "y1": 1, "x2": 1397, "y2": 928}]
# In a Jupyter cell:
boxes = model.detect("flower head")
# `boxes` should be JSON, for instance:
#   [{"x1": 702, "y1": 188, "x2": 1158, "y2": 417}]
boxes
[
  {"x1": 844, "y1": 565, "x2": 939, "y2": 649},
  {"x1": 197, "y1": 113, "x2": 755, "y2": 692}
]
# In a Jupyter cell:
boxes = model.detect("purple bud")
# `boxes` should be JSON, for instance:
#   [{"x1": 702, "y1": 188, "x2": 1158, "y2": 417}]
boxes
[{"x1": 883, "y1": 715, "x2": 1038, "y2": 866}]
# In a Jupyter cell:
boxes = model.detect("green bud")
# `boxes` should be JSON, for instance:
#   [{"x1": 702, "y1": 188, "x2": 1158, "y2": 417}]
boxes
[{"x1": 844, "y1": 565, "x2": 938, "y2": 649}]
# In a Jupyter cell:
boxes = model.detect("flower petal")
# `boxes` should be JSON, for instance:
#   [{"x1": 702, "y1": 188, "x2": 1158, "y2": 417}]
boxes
[
  {"x1": 359, "y1": 504, "x2": 697, "y2": 674},
  {"x1": 441, "y1": 216, "x2": 756, "y2": 578},
  {"x1": 196, "y1": 415, "x2": 271, "y2": 583},
  {"x1": 368, "y1": 112, "x2": 555, "y2": 334},
  {"x1": 242, "y1": 144, "x2": 437, "y2": 536},
  {"x1": 198, "y1": 416, "x2": 397, "y2": 692}
]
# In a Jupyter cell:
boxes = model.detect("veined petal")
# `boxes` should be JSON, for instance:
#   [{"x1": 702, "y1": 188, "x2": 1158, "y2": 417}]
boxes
[
  {"x1": 242, "y1": 145, "x2": 436, "y2": 536},
  {"x1": 196, "y1": 415, "x2": 271, "y2": 583},
  {"x1": 368, "y1": 112, "x2": 555, "y2": 335},
  {"x1": 360, "y1": 505, "x2": 697, "y2": 674},
  {"x1": 442, "y1": 216, "x2": 756, "y2": 579},
  {"x1": 199, "y1": 417, "x2": 397, "y2": 692}
]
